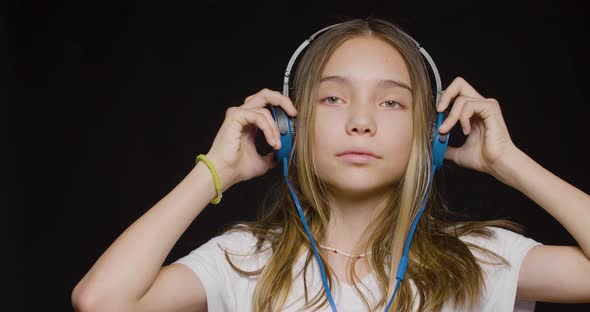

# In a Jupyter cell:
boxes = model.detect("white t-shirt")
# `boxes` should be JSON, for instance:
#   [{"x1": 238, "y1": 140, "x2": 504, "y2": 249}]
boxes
[{"x1": 172, "y1": 226, "x2": 543, "y2": 311}]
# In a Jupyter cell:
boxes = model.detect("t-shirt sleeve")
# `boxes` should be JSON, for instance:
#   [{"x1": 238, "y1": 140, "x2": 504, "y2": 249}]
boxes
[
  {"x1": 473, "y1": 226, "x2": 544, "y2": 311},
  {"x1": 171, "y1": 230, "x2": 266, "y2": 311}
]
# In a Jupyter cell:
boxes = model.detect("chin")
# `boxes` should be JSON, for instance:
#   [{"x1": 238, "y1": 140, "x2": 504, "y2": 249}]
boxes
[{"x1": 323, "y1": 171, "x2": 396, "y2": 196}]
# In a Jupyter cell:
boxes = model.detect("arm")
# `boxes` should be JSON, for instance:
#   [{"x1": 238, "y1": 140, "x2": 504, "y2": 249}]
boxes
[
  {"x1": 436, "y1": 77, "x2": 590, "y2": 303},
  {"x1": 493, "y1": 147, "x2": 590, "y2": 303},
  {"x1": 71, "y1": 88, "x2": 297, "y2": 311},
  {"x1": 71, "y1": 159, "x2": 235, "y2": 311},
  {"x1": 494, "y1": 148, "x2": 590, "y2": 259}
]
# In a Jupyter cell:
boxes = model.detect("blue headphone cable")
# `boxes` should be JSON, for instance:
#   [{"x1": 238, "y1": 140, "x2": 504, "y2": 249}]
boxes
[{"x1": 282, "y1": 157, "x2": 437, "y2": 312}]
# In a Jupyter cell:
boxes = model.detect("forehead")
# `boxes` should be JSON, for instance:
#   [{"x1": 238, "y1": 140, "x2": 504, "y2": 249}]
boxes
[{"x1": 321, "y1": 36, "x2": 411, "y2": 88}]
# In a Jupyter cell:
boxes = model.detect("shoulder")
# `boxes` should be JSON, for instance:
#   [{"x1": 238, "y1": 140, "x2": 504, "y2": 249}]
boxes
[
  {"x1": 459, "y1": 226, "x2": 542, "y2": 273},
  {"x1": 456, "y1": 226, "x2": 543, "y2": 310},
  {"x1": 173, "y1": 225, "x2": 274, "y2": 271},
  {"x1": 208, "y1": 227, "x2": 263, "y2": 253},
  {"x1": 458, "y1": 226, "x2": 542, "y2": 261},
  {"x1": 170, "y1": 227, "x2": 273, "y2": 310},
  {"x1": 202, "y1": 226, "x2": 273, "y2": 258}
]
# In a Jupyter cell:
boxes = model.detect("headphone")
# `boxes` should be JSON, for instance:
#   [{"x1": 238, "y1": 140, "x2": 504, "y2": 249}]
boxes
[{"x1": 268, "y1": 22, "x2": 450, "y2": 312}]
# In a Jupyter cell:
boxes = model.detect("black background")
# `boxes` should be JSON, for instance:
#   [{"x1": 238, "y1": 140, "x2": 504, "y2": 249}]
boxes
[{"x1": 13, "y1": 0, "x2": 590, "y2": 311}]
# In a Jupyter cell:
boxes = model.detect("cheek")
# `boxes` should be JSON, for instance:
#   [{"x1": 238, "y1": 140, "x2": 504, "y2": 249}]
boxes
[
  {"x1": 381, "y1": 118, "x2": 414, "y2": 167},
  {"x1": 390, "y1": 122, "x2": 413, "y2": 150},
  {"x1": 312, "y1": 118, "x2": 340, "y2": 174},
  {"x1": 312, "y1": 124, "x2": 330, "y2": 161},
  {"x1": 313, "y1": 111, "x2": 340, "y2": 151}
]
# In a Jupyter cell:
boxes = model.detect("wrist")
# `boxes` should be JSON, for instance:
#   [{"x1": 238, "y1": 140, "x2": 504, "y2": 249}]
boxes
[
  {"x1": 490, "y1": 145, "x2": 528, "y2": 187},
  {"x1": 202, "y1": 153, "x2": 239, "y2": 192}
]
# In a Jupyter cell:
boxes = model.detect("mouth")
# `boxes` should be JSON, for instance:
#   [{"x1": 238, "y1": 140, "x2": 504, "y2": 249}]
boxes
[
  {"x1": 336, "y1": 149, "x2": 382, "y2": 164},
  {"x1": 336, "y1": 149, "x2": 381, "y2": 158}
]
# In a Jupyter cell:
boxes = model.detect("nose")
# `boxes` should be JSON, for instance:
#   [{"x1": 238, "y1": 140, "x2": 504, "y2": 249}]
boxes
[{"x1": 345, "y1": 103, "x2": 376, "y2": 136}]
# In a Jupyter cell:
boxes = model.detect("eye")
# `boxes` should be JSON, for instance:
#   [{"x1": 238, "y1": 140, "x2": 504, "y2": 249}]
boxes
[
  {"x1": 381, "y1": 100, "x2": 402, "y2": 108},
  {"x1": 321, "y1": 96, "x2": 344, "y2": 105}
]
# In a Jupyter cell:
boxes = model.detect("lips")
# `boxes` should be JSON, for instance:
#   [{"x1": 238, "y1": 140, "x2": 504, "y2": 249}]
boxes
[{"x1": 336, "y1": 148, "x2": 382, "y2": 159}]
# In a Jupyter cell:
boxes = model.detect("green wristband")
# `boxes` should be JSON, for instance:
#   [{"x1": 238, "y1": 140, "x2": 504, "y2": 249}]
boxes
[{"x1": 196, "y1": 154, "x2": 222, "y2": 204}]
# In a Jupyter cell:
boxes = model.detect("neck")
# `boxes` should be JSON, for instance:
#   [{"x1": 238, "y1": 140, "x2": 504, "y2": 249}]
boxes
[{"x1": 323, "y1": 185, "x2": 391, "y2": 253}]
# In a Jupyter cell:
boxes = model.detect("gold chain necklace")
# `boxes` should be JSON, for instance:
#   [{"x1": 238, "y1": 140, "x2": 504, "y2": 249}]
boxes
[{"x1": 318, "y1": 244, "x2": 373, "y2": 259}]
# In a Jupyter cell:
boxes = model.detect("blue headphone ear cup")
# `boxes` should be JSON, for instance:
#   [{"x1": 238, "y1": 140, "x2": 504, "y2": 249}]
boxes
[
  {"x1": 268, "y1": 106, "x2": 295, "y2": 163},
  {"x1": 431, "y1": 110, "x2": 450, "y2": 172}
]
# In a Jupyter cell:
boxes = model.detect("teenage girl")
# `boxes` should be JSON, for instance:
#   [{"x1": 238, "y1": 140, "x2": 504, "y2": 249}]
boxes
[{"x1": 72, "y1": 18, "x2": 590, "y2": 311}]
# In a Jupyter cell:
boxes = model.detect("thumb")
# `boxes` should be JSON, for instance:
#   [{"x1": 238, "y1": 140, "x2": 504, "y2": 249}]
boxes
[
  {"x1": 262, "y1": 151, "x2": 278, "y2": 170},
  {"x1": 444, "y1": 146, "x2": 459, "y2": 164}
]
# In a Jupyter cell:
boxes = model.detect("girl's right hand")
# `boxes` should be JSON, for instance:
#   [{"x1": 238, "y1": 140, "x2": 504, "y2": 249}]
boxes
[{"x1": 205, "y1": 88, "x2": 298, "y2": 191}]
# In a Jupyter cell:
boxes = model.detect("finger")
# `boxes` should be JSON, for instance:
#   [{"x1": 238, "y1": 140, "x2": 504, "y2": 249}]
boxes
[
  {"x1": 459, "y1": 101, "x2": 476, "y2": 135},
  {"x1": 444, "y1": 145, "x2": 460, "y2": 164},
  {"x1": 439, "y1": 95, "x2": 480, "y2": 133},
  {"x1": 230, "y1": 107, "x2": 277, "y2": 147},
  {"x1": 251, "y1": 151, "x2": 278, "y2": 178},
  {"x1": 438, "y1": 95, "x2": 465, "y2": 134},
  {"x1": 437, "y1": 77, "x2": 483, "y2": 113},
  {"x1": 253, "y1": 107, "x2": 281, "y2": 149},
  {"x1": 262, "y1": 151, "x2": 277, "y2": 169},
  {"x1": 461, "y1": 100, "x2": 504, "y2": 135},
  {"x1": 244, "y1": 94, "x2": 255, "y2": 103},
  {"x1": 241, "y1": 88, "x2": 298, "y2": 117}
]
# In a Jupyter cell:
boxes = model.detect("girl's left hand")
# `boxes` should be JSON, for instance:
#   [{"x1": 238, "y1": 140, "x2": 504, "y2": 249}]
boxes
[{"x1": 436, "y1": 77, "x2": 519, "y2": 177}]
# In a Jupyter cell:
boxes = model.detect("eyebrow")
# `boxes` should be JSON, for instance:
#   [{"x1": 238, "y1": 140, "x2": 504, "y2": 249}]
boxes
[{"x1": 319, "y1": 75, "x2": 413, "y2": 92}]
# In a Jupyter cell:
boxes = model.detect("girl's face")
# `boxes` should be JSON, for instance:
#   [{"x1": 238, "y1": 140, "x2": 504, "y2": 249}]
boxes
[{"x1": 313, "y1": 36, "x2": 414, "y2": 196}]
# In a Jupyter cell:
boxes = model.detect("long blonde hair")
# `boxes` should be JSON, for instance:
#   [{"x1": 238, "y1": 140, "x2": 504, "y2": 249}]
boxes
[{"x1": 221, "y1": 17, "x2": 526, "y2": 311}]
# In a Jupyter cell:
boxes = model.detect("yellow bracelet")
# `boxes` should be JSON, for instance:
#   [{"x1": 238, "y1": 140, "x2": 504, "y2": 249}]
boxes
[{"x1": 195, "y1": 154, "x2": 222, "y2": 204}]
